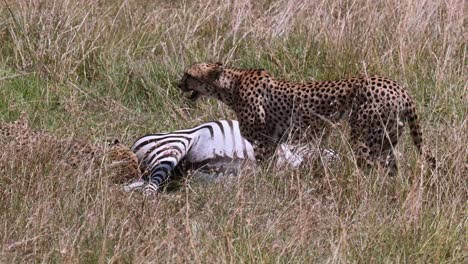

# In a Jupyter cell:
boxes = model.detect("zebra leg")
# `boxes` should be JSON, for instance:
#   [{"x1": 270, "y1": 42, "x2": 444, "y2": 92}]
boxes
[
  {"x1": 143, "y1": 182, "x2": 159, "y2": 197},
  {"x1": 123, "y1": 179, "x2": 146, "y2": 192},
  {"x1": 142, "y1": 160, "x2": 176, "y2": 196}
]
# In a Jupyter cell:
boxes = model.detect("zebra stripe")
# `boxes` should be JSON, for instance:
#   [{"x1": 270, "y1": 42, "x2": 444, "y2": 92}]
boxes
[
  {"x1": 128, "y1": 120, "x2": 339, "y2": 195},
  {"x1": 130, "y1": 120, "x2": 255, "y2": 195}
]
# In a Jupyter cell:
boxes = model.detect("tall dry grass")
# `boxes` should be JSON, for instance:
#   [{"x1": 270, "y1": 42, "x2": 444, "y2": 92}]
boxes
[{"x1": 0, "y1": 0, "x2": 466, "y2": 262}]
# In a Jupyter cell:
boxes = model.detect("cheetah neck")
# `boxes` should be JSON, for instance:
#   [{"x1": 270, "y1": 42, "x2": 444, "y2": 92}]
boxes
[{"x1": 210, "y1": 68, "x2": 242, "y2": 107}]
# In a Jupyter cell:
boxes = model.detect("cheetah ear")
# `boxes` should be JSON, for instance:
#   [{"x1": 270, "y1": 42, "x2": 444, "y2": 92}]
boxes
[
  {"x1": 208, "y1": 63, "x2": 224, "y2": 81},
  {"x1": 106, "y1": 138, "x2": 121, "y2": 146}
]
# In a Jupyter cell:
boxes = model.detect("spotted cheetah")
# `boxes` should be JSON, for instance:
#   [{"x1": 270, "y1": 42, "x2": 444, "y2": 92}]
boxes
[
  {"x1": 105, "y1": 140, "x2": 141, "y2": 184},
  {"x1": 0, "y1": 113, "x2": 140, "y2": 182},
  {"x1": 178, "y1": 62, "x2": 435, "y2": 173}
]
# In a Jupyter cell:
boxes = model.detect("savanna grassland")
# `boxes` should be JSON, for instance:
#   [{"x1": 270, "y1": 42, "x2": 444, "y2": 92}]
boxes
[{"x1": 0, "y1": 0, "x2": 466, "y2": 263}]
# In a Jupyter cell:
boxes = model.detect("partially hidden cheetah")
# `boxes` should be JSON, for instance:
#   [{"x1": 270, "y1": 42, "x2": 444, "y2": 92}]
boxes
[
  {"x1": 0, "y1": 113, "x2": 140, "y2": 183},
  {"x1": 178, "y1": 62, "x2": 435, "y2": 173}
]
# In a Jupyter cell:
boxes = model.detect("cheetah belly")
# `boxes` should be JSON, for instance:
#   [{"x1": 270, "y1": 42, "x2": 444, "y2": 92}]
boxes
[{"x1": 265, "y1": 103, "x2": 331, "y2": 143}]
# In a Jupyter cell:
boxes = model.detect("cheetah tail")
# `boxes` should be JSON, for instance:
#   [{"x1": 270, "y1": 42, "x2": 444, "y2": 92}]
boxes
[{"x1": 407, "y1": 109, "x2": 436, "y2": 169}]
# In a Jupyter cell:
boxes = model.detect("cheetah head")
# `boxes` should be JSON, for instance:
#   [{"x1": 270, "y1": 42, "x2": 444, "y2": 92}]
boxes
[
  {"x1": 178, "y1": 62, "x2": 224, "y2": 101},
  {"x1": 105, "y1": 140, "x2": 141, "y2": 184}
]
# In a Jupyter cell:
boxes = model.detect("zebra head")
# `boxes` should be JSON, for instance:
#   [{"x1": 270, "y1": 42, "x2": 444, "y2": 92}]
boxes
[{"x1": 178, "y1": 62, "x2": 224, "y2": 101}]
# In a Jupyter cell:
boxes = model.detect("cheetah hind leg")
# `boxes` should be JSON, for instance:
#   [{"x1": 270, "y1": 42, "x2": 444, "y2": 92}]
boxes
[
  {"x1": 353, "y1": 142, "x2": 399, "y2": 176},
  {"x1": 353, "y1": 142, "x2": 375, "y2": 171},
  {"x1": 381, "y1": 149, "x2": 398, "y2": 176}
]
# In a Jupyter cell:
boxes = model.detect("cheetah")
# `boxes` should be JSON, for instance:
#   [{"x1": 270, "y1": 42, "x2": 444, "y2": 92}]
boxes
[
  {"x1": 178, "y1": 62, "x2": 435, "y2": 173},
  {"x1": 0, "y1": 113, "x2": 140, "y2": 183}
]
